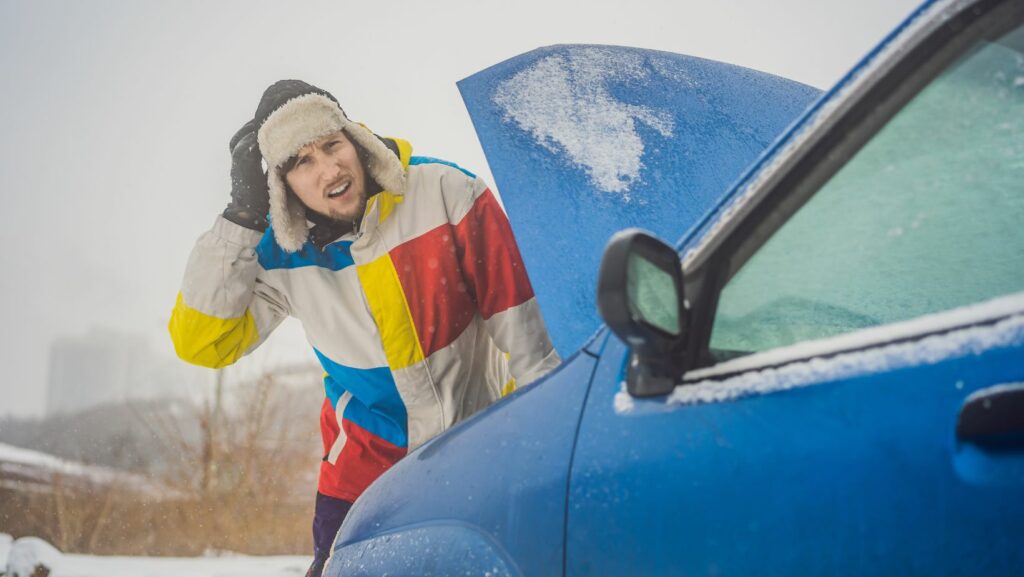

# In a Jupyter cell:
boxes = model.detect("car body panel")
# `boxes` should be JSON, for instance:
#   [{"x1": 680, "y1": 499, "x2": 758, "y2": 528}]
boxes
[
  {"x1": 458, "y1": 46, "x2": 821, "y2": 356},
  {"x1": 327, "y1": 523, "x2": 520, "y2": 577},
  {"x1": 567, "y1": 305, "x2": 1024, "y2": 576},
  {"x1": 328, "y1": 1, "x2": 1024, "y2": 576},
  {"x1": 330, "y1": 350, "x2": 599, "y2": 577}
]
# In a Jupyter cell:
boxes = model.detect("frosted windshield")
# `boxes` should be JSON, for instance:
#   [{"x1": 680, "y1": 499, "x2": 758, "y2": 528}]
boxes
[{"x1": 710, "y1": 23, "x2": 1024, "y2": 358}]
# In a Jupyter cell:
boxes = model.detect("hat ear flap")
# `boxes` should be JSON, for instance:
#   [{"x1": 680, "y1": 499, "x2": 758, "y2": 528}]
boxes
[
  {"x1": 343, "y1": 124, "x2": 407, "y2": 194},
  {"x1": 268, "y1": 170, "x2": 308, "y2": 252}
]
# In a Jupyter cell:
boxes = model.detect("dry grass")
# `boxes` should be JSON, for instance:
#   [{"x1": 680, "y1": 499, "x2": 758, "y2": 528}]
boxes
[{"x1": 0, "y1": 371, "x2": 323, "y2": 556}]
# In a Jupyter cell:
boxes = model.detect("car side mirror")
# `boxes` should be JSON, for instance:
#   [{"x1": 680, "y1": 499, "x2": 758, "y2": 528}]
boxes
[{"x1": 597, "y1": 229, "x2": 687, "y2": 397}]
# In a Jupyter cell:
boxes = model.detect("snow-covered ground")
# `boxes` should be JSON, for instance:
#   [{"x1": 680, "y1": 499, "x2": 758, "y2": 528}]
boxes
[
  {"x1": 0, "y1": 442, "x2": 162, "y2": 495},
  {"x1": 0, "y1": 442, "x2": 133, "y2": 480},
  {"x1": 1, "y1": 535, "x2": 309, "y2": 577}
]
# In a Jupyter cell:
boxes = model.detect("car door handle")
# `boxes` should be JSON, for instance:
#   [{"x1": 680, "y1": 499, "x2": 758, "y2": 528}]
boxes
[{"x1": 956, "y1": 383, "x2": 1024, "y2": 447}]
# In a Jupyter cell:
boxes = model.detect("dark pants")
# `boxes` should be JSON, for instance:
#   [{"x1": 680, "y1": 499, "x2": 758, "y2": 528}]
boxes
[{"x1": 307, "y1": 492, "x2": 353, "y2": 577}]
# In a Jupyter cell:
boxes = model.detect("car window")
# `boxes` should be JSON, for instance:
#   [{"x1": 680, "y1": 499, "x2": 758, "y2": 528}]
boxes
[{"x1": 709, "y1": 22, "x2": 1024, "y2": 360}]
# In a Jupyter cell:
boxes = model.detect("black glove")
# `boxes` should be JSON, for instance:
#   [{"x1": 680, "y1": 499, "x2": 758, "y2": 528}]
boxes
[{"x1": 223, "y1": 119, "x2": 270, "y2": 231}]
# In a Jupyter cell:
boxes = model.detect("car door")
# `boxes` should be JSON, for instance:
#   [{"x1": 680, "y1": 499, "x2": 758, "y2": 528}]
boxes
[{"x1": 567, "y1": 1, "x2": 1024, "y2": 575}]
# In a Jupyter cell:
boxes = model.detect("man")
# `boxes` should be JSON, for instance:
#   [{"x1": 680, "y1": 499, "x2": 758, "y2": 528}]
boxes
[{"x1": 168, "y1": 80, "x2": 560, "y2": 576}]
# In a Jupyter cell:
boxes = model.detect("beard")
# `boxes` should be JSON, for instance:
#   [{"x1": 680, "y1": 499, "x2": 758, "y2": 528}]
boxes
[
  {"x1": 323, "y1": 189, "x2": 368, "y2": 225},
  {"x1": 306, "y1": 168, "x2": 371, "y2": 222}
]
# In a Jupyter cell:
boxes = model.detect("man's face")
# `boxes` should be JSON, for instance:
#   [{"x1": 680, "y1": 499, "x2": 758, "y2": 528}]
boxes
[{"x1": 284, "y1": 130, "x2": 368, "y2": 223}]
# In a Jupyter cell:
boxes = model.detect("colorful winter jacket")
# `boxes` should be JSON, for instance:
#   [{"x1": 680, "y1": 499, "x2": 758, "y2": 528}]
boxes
[{"x1": 169, "y1": 140, "x2": 561, "y2": 502}]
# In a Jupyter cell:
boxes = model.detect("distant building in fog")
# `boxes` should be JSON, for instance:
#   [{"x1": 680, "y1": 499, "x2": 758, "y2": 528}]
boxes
[{"x1": 46, "y1": 328, "x2": 210, "y2": 416}]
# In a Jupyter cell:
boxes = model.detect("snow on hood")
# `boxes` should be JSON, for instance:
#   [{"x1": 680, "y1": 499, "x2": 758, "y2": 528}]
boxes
[
  {"x1": 493, "y1": 46, "x2": 675, "y2": 197},
  {"x1": 462, "y1": 44, "x2": 819, "y2": 356}
]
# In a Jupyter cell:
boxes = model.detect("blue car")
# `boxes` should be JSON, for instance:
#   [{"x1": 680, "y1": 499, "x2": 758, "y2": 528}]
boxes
[{"x1": 327, "y1": 0, "x2": 1024, "y2": 575}]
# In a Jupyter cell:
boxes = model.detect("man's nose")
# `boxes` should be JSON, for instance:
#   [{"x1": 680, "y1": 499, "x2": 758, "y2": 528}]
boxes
[{"x1": 318, "y1": 156, "x2": 343, "y2": 182}]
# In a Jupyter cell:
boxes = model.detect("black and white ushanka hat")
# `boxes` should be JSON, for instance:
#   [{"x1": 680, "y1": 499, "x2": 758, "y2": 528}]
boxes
[{"x1": 254, "y1": 80, "x2": 406, "y2": 252}]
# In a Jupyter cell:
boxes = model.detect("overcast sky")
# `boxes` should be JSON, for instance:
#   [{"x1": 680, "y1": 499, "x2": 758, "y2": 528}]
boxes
[{"x1": 0, "y1": 0, "x2": 922, "y2": 417}]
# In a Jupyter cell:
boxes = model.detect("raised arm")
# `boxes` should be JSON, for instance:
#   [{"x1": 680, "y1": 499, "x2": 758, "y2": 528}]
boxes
[{"x1": 168, "y1": 121, "x2": 289, "y2": 368}]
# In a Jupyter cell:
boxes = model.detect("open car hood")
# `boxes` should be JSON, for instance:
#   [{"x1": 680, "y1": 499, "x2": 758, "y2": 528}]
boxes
[{"x1": 458, "y1": 45, "x2": 821, "y2": 355}]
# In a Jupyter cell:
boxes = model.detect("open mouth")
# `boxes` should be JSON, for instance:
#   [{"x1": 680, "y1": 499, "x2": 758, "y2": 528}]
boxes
[{"x1": 327, "y1": 181, "x2": 351, "y2": 199}]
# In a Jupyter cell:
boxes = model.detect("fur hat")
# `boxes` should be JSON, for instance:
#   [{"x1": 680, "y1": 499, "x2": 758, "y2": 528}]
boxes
[{"x1": 254, "y1": 80, "x2": 406, "y2": 252}]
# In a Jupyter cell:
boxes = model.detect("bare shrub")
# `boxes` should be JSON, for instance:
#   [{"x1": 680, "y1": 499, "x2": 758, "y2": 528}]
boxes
[
  {"x1": 0, "y1": 367, "x2": 323, "y2": 556},
  {"x1": 142, "y1": 369, "x2": 322, "y2": 555}
]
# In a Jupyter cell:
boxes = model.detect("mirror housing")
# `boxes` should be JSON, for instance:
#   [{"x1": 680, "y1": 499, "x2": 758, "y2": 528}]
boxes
[{"x1": 597, "y1": 229, "x2": 687, "y2": 397}]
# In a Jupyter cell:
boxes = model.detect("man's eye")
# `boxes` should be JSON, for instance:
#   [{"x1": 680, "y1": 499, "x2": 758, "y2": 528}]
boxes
[
  {"x1": 296, "y1": 156, "x2": 310, "y2": 166},
  {"x1": 326, "y1": 140, "x2": 342, "y2": 149}
]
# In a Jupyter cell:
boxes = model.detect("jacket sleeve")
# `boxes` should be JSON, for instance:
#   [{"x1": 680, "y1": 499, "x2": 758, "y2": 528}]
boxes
[
  {"x1": 168, "y1": 216, "x2": 289, "y2": 369},
  {"x1": 445, "y1": 171, "x2": 561, "y2": 387}
]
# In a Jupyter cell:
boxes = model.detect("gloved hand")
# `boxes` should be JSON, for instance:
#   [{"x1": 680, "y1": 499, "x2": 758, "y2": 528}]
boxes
[{"x1": 223, "y1": 119, "x2": 270, "y2": 231}]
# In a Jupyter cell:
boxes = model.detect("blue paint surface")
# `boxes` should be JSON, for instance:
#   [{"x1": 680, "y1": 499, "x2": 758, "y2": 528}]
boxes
[
  {"x1": 328, "y1": 9, "x2": 1024, "y2": 575},
  {"x1": 565, "y1": 333, "x2": 1024, "y2": 576},
  {"x1": 333, "y1": 351, "x2": 598, "y2": 577},
  {"x1": 458, "y1": 45, "x2": 820, "y2": 355},
  {"x1": 329, "y1": 523, "x2": 521, "y2": 577}
]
